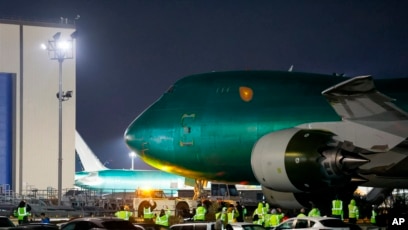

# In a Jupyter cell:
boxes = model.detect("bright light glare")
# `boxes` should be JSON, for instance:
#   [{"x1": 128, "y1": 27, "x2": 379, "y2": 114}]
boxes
[
  {"x1": 129, "y1": 152, "x2": 137, "y2": 158},
  {"x1": 57, "y1": 40, "x2": 71, "y2": 50},
  {"x1": 40, "y1": 43, "x2": 47, "y2": 50}
]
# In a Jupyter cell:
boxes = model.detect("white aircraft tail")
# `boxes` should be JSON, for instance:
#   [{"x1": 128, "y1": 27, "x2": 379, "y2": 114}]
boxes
[{"x1": 75, "y1": 131, "x2": 108, "y2": 171}]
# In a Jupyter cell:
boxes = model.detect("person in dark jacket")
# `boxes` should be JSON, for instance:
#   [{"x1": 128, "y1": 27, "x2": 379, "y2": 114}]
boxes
[{"x1": 40, "y1": 213, "x2": 50, "y2": 223}]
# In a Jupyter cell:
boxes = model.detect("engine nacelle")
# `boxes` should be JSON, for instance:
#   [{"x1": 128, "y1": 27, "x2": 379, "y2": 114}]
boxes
[
  {"x1": 261, "y1": 186, "x2": 304, "y2": 209},
  {"x1": 251, "y1": 128, "x2": 365, "y2": 193}
]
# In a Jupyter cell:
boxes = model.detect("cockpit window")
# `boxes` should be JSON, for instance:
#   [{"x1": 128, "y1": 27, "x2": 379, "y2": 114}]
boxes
[{"x1": 239, "y1": 86, "x2": 253, "y2": 102}]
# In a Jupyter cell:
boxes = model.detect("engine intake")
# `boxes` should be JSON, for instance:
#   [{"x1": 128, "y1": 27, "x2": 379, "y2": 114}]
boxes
[{"x1": 251, "y1": 128, "x2": 368, "y2": 193}]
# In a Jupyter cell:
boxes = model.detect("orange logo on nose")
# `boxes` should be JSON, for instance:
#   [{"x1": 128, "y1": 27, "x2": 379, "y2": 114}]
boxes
[{"x1": 239, "y1": 86, "x2": 253, "y2": 102}]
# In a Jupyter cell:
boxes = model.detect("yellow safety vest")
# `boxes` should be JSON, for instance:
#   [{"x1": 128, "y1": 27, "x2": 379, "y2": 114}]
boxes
[
  {"x1": 115, "y1": 210, "x2": 132, "y2": 220},
  {"x1": 263, "y1": 213, "x2": 271, "y2": 227},
  {"x1": 332, "y1": 200, "x2": 343, "y2": 215},
  {"x1": 216, "y1": 212, "x2": 227, "y2": 223},
  {"x1": 155, "y1": 214, "x2": 169, "y2": 226},
  {"x1": 144, "y1": 207, "x2": 153, "y2": 219},
  {"x1": 17, "y1": 207, "x2": 27, "y2": 220},
  {"x1": 370, "y1": 210, "x2": 377, "y2": 224},
  {"x1": 349, "y1": 205, "x2": 359, "y2": 218},
  {"x1": 297, "y1": 213, "x2": 306, "y2": 218},
  {"x1": 227, "y1": 211, "x2": 236, "y2": 224},
  {"x1": 269, "y1": 214, "x2": 280, "y2": 227},
  {"x1": 194, "y1": 206, "x2": 206, "y2": 221},
  {"x1": 253, "y1": 219, "x2": 263, "y2": 225}
]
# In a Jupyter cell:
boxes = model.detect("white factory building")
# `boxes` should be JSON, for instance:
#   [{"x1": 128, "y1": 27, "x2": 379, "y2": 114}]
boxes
[{"x1": 0, "y1": 18, "x2": 76, "y2": 196}]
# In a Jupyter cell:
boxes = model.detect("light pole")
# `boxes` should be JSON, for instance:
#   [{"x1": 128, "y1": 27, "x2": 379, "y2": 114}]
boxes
[
  {"x1": 43, "y1": 32, "x2": 74, "y2": 205},
  {"x1": 129, "y1": 152, "x2": 137, "y2": 170}
]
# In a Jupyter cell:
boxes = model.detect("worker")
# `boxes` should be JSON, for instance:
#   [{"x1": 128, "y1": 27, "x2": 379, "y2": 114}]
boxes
[
  {"x1": 115, "y1": 205, "x2": 132, "y2": 221},
  {"x1": 215, "y1": 207, "x2": 228, "y2": 230},
  {"x1": 269, "y1": 209, "x2": 281, "y2": 228},
  {"x1": 16, "y1": 200, "x2": 31, "y2": 225},
  {"x1": 370, "y1": 205, "x2": 377, "y2": 224},
  {"x1": 308, "y1": 204, "x2": 321, "y2": 217},
  {"x1": 143, "y1": 200, "x2": 157, "y2": 223},
  {"x1": 348, "y1": 199, "x2": 359, "y2": 224},
  {"x1": 276, "y1": 208, "x2": 284, "y2": 223},
  {"x1": 242, "y1": 205, "x2": 247, "y2": 221},
  {"x1": 40, "y1": 213, "x2": 50, "y2": 223},
  {"x1": 235, "y1": 202, "x2": 245, "y2": 222},
  {"x1": 193, "y1": 203, "x2": 207, "y2": 221},
  {"x1": 155, "y1": 209, "x2": 170, "y2": 226},
  {"x1": 252, "y1": 202, "x2": 264, "y2": 226},
  {"x1": 252, "y1": 214, "x2": 262, "y2": 225},
  {"x1": 227, "y1": 204, "x2": 239, "y2": 224},
  {"x1": 332, "y1": 197, "x2": 343, "y2": 219},
  {"x1": 297, "y1": 208, "x2": 306, "y2": 217},
  {"x1": 263, "y1": 204, "x2": 271, "y2": 228}
]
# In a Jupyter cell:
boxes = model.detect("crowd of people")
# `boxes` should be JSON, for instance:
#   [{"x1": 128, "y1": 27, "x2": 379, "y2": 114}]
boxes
[
  {"x1": 186, "y1": 198, "x2": 366, "y2": 229},
  {"x1": 11, "y1": 197, "x2": 378, "y2": 227},
  {"x1": 113, "y1": 197, "x2": 375, "y2": 228},
  {"x1": 245, "y1": 197, "x2": 376, "y2": 228}
]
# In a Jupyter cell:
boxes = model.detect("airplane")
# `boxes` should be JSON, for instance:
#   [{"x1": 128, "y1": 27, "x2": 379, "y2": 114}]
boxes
[
  {"x1": 74, "y1": 131, "x2": 189, "y2": 193},
  {"x1": 124, "y1": 70, "x2": 408, "y2": 212}
]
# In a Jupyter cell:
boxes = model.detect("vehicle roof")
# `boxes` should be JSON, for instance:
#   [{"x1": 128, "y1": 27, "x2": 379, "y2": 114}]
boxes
[
  {"x1": 134, "y1": 223, "x2": 169, "y2": 230},
  {"x1": 0, "y1": 216, "x2": 15, "y2": 228},
  {"x1": 228, "y1": 223, "x2": 261, "y2": 225},
  {"x1": 170, "y1": 222, "x2": 215, "y2": 226},
  {"x1": 171, "y1": 222, "x2": 215, "y2": 224},
  {"x1": 67, "y1": 217, "x2": 124, "y2": 222},
  {"x1": 287, "y1": 216, "x2": 340, "y2": 220},
  {"x1": 8, "y1": 223, "x2": 59, "y2": 229}
]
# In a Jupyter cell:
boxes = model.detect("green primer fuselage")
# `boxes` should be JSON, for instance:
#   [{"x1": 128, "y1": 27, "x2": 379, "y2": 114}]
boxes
[
  {"x1": 125, "y1": 71, "x2": 408, "y2": 185},
  {"x1": 74, "y1": 169, "x2": 186, "y2": 192}
]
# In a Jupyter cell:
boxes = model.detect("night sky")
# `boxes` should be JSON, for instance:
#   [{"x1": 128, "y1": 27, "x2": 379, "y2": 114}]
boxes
[{"x1": 1, "y1": 0, "x2": 407, "y2": 170}]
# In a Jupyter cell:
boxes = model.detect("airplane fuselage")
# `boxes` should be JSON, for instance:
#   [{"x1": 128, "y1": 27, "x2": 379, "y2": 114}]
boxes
[
  {"x1": 125, "y1": 71, "x2": 408, "y2": 184},
  {"x1": 74, "y1": 169, "x2": 186, "y2": 192}
]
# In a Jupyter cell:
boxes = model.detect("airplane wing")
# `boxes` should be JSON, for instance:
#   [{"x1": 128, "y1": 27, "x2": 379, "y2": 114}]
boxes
[
  {"x1": 322, "y1": 75, "x2": 408, "y2": 121},
  {"x1": 298, "y1": 75, "x2": 408, "y2": 152}
]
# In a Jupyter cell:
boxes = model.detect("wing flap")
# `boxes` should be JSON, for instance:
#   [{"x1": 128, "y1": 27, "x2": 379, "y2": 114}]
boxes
[{"x1": 322, "y1": 75, "x2": 408, "y2": 121}]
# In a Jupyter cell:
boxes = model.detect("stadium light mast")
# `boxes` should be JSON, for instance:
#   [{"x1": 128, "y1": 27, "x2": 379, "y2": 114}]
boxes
[
  {"x1": 42, "y1": 32, "x2": 74, "y2": 205},
  {"x1": 129, "y1": 152, "x2": 137, "y2": 170}
]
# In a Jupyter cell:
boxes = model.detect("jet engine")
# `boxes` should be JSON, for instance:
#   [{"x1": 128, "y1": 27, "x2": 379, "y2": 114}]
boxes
[{"x1": 251, "y1": 128, "x2": 369, "y2": 204}]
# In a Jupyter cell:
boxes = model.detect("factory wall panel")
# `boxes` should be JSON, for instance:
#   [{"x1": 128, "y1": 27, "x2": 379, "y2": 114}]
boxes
[
  {"x1": 0, "y1": 21, "x2": 76, "y2": 194},
  {"x1": 0, "y1": 23, "x2": 21, "y2": 192},
  {"x1": 0, "y1": 73, "x2": 15, "y2": 186},
  {"x1": 22, "y1": 26, "x2": 76, "y2": 192},
  {"x1": 0, "y1": 24, "x2": 20, "y2": 73}
]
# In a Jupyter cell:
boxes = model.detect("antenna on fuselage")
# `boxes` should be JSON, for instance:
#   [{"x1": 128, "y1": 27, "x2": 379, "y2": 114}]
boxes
[
  {"x1": 333, "y1": 72, "x2": 346, "y2": 77},
  {"x1": 288, "y1": 65, "x2": 294, "y2": 72}
]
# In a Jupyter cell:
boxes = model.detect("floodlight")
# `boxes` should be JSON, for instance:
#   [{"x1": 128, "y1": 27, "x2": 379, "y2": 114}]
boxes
[
  {"x1": 53, "y1": 32, "x2": 61, "y2": 40},
  {"x1": 70, "y1": 30, "x2": 78, "y2": 39},
  {"x1": 65, "y1": 90, "x2": 73, "y2": 98}
]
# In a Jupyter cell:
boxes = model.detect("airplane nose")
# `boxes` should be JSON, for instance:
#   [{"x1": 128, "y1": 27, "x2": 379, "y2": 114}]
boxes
[{"x1": 124, "y1": 115, "x2": 147, "y2": 157}]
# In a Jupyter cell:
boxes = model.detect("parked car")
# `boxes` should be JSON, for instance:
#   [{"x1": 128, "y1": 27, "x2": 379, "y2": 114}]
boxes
[
  {"x1": 0, "y1": 216, "x2": 15, "y2": 229},
  {"x1": 226, "y1": 222, "x2": 266, "y2": 230},
  {"x1": 270, "y1": 217, "x2": 350, "y2": 230},
  {"x1": 60, "y1": 217, "x2": 139, "y2": 230},
  {"x1": 9, "y1": 223, "x2": 59, "y2": 230},
  {"x1": 133, "y1": 223, "x2": 168, "y2": 230},
  {"x1": 169, "y1": 222, "x2": 216, "y2": 230},
  {"x1": 0, "y1": 205, "x2": 15, "y2": 217}
]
